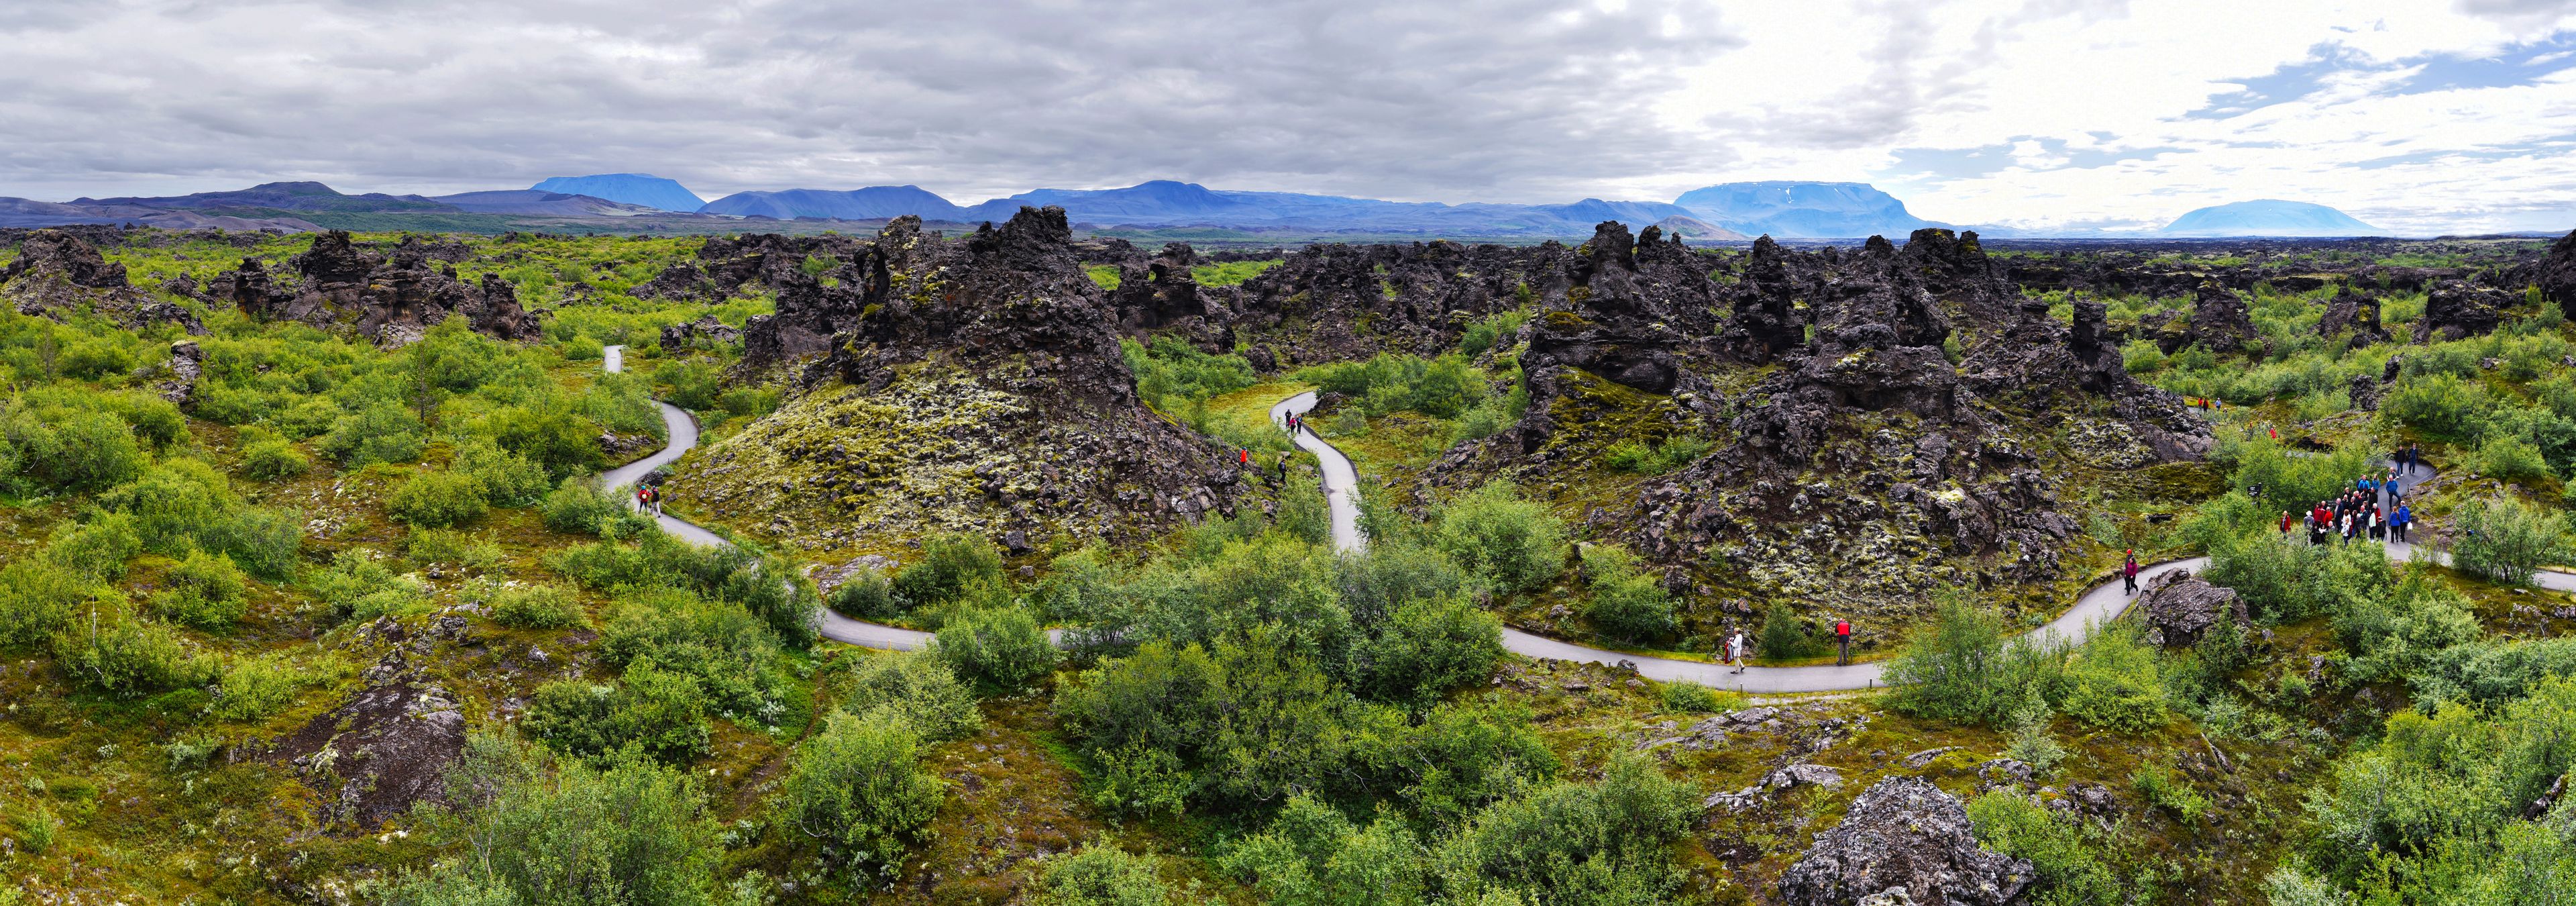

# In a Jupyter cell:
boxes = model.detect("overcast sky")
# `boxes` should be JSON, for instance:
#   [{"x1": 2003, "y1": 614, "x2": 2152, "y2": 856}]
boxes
[{"x1": 4, "y1": 0, "x2": 2575, "y2": 232}]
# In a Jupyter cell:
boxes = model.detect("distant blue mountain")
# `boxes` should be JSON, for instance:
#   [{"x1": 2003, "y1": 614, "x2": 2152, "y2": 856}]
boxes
[
  {"x1": 2161, "y1": 199, "x2": 2379, "y2": 236},
  {"x1": 699, "y1": 186, "x2": 967, "y2": 221},
  {"x1": 529, "y1": 174, "x2": 704, "y2": 213},
  {"x1": 1671, "y1": 181, "x2": 1946, "y2": 238},
  {"x1": 74, "y1": 181, "x2": 451, "y2": 213}
]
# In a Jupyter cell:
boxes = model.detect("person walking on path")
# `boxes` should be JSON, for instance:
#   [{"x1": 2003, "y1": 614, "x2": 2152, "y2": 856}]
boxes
[
  {"x1": 1727, "y1": 628, "x2": 1748, "y2": 674},
  {"x1": 637, "y1": 485, "x2": 652, "y2": 515},
  {"x1": 2394, "y1": 503, "x2": 2412, "y2": 543},
  {"x1": 2122, "y1": 551, "x2": 2141, "y2": 595},
  {"x1": 1275, "y1": 450, "x2": 1292, "y2": 483},
  {"x1": 651, "y1": 486, "x2": 663, "y2": 517},
  {"x1": 1835, "y1": 618, "x2": 1853, "y2": 666}
]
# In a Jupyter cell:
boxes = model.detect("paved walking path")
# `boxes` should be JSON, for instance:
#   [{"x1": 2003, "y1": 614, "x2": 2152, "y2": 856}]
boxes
[{"x1": 600, "y1": 351, "x2": 2561, "y2": 690}]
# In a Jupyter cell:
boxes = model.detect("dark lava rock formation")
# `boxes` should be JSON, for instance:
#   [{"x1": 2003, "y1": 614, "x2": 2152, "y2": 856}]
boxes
[
  {"x1": 0, "y1": 230, "x2": 205, "y2": 334},
  {"x1": 2137, "y1": 568, "x2": 2251, "y2": 648},
  {"x1": 1428, "y1": 225, "x2": 2208, "y2": 633},
  {"x1": 211, "y1": 232, "x2": 540, "y2": 346},
  {"x1": 2318, "y1": 285, "x2": 2389, "y2": 345},
  {"x1": 679, "y1": 208, "x2": 1263, "y2": 558},
  {"x1": 251, "y1": 617, "x2": 467, "y2": 830},
  {"x1": 2414, "y1": 279, "x2": 2512, "y2": 343},
  {"x1": 2524, "y1": 229, "x2": 2576, "y2": 321},
  {"x1": 1776, "y1": 776, "x2": 2034, "y2": 906}
]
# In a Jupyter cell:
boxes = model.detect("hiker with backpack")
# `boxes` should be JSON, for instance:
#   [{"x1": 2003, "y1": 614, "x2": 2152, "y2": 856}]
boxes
[{"x1": 1835, "y1": 617, "x2": 1853, "y2": 666}]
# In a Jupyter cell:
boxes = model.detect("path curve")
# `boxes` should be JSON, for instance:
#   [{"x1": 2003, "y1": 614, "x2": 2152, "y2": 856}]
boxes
[
  {"x1": 1271, "y1": 395, "x2": 2569, "y2": 692},
  {"x1": 601, "y1": 346, "x2": 938, "y2": 650},
  {"x1": 602, "y1": 349, "x2": 2565, "y2": 689}
]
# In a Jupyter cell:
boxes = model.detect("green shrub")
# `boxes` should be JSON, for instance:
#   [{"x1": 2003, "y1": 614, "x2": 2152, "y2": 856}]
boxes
[
  {"x1": 776, "y1": 709, "x2": 944, "y2": 872},
  {"x1": 2059, "y1": 622, "x2": 2167, "y2": 734},
  {"x1": 716, "y1": 386, "x2": 780, "y2": 418},
  {"x1": 1125, "y1": 336, "x2": 1258, "y2": 411},
  {"x1": 1034, "y1": 842, "x2": 1181, "y2": 906},
  {"x1": 490, "y1": 584, "x2": 588, "y2": 630},
  {"x1": 1967, "y1": 790, "x2": 2120, "y2": 905},
  {"x1": 0, "y1": 559, "x2": 89, "y2": 648},
  {"x1": 2379, "y1": 373, "x2": 2495, "y2": 444},
  {"x1": 386, "y1": 469, "x2": 489, "y2": 527},
  {"x1": 541, "y1": 477, "x2": 644, "y2": 537},
  {"x1": 2477, "y1": 435, "x2": 2554, "y2": 482},
  {"x1": 1433, "y1": 481, "x2": 1565, "y2": 593},
  {"x1": 1886, "y1": 597, "x2": 2067, "y2": 727},
  {"x1": 526, "y1": 666, "x2": 712, "y2": 764},
  {"x1": 151, "y1": 550, "x2": 249, "y2": 629},
  {"x1": 307, "y1": 549, "x2": 427, "y2": 625},
  {"x1": 2453, "y1": 495, "x2": 2569, "y2": 587},
  {"x1": 827, "y1": 568, "x2": 902, "y2": 620},
  {"x1": 1351, "y1": 595, "x2": 1503, "y2": 704},
  {"x1": 2128, "y1": 762, "x2": 2208, "y2": 821},
  {"x1": 2000, "y1": 702, "x2": 2069, "y2": 774},
  {"x1": 390, "y1": 734, "x2": 725, "y2": 905},
  {"x1": 932, "y1": 603, "x2": 1059, "y2": 693},
  {"x1": 405, "y1": 527, "x2": 502, "y2": 572},
  {"x1": 40, "y1": 511, "x2": 140, "y2": 581},
  {"x1": 1580, "y1": 543, "x2": 1673, "y2": 642},
  {"x1": 1459, "y1": 309, "x2": 1530, "y2": 357},
  {"x1": 207, "y1": 652, "x2": 319, "y2": 721},
  {"x1": 453, "y1": 440, "x2": 551, "y2": 507},
  {"x1": 239, "y1": 438, "x2": 310, "y2": 481},
  {"x1": 1758, "y1": 601, "x2": 1825, "y2": 660},
  {"x1": 894, "y1": 534, "x2": 1008, "y2": 607},
  {"x1": 50, "y1": 601, "x2": 217, "y2": 696},
  {"x1": 841, "y1": 651, "x2": 982, "y2": 743},
  {"x1": 1603, "y1": 434, "x2": 1713, "y2": 474},
  {"x1": 1088, "y1": 744, "x2": 1193, "y2": 821},
  {"x1": 317, "y1": 401, "x2": 425, "y2": 466},
  {"x1": 1657, "y1": 681, "x2": 1744, "y2": 714},
  {"x1": 1426, "y1": 753, "x2": 1699, "y2": 903},
  {"x1": 44, "y1": 409, "x2": 148, "y2": 491}
]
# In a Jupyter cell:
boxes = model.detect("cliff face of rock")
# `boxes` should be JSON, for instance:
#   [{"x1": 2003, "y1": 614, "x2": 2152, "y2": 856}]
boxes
[
  {"x1": 682, "y1": 208, "x2": 1263, "y2": 560},
  {"x1": 208, "y1": 232, "x2": 539, "y2": 346},
  {"x1": 1, "y1": 230, "x2": 205, "y2": 334}
]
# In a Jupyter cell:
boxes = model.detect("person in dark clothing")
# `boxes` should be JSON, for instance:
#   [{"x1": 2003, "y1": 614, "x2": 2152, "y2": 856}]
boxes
[
  {"x1": 2122, "y1": 551, "x2": 2140, "y2": 595},
  {"x1": 2394, "y1": 503, "x2": 2412, "y2": 543},
  {"x1": 1835, "y1": 618, "x2": 1854, "y2": 666},
  {"x1": 1276, "y1": 450, "x2": 1292, "y2": 483}
]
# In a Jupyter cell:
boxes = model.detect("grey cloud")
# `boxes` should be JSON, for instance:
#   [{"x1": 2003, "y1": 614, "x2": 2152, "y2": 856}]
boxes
[{"x1": 0, "y1": 0, "x2": 1754, "y2": 203}]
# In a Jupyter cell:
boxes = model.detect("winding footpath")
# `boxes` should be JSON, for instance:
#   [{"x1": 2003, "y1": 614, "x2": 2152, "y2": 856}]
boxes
[{"x1": 600, "y1": 348, "x2": 2572, "y2": 691}]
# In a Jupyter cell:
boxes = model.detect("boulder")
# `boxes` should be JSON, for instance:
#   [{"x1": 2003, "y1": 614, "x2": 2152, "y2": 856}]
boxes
[
  {"x1": 250, "y1": 622, "x2": 466, "y2": 830},
  {"x1": 660, "y1": 314, "x2": 744, "y2": 350},
  {"x1": 1776, "y1": 776, "x2": 2034, "y2": 906},
  {"x1": 2135, "y1": 568, "x2": 2251, "y2": 648}
]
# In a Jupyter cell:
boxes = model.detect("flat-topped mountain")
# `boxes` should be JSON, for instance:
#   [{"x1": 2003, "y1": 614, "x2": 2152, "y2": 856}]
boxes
[
  {"x1": 2161, "y1": 199, "x2": 2380, "y2": 236},
  {"x1": 1671, "y1": 181, "x2": 1949, "y2": 238},
  {"x1": 528, "y1": 173, "x2": 706, "y2": 212}
]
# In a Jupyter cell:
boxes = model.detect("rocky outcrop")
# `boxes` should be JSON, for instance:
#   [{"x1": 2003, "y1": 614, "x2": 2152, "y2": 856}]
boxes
[
  {"x1": 157, "y1": 339, "x2": 203, "y2": 405},
  {"x1": 2415, "y1": 279, "x2": 2511, "y2": 344},
  {"x1": 2137, "y1": 568, "x2": 2251, "y2": 648},
  {"x1": 659, "y1": 314, "x2": 743, "y2": 351},
  {"x1": 0, "y1": 230, "x2": 205, "y2": 334},
  {"x1": 2318, "y1": 285, "x2": 2389, "y2": 345},
  {"x1": 679, "y1": 207, "x2": 1264, "y2": 554},
  {"x1": 1216, "y1": 239, "x2": 1569, "y2": 364},
  {"x1": 2534, "y1": 230, "x2": 2576, "y2": 322},
  {"x1": 1776, "y1": 776, "x2": 2033, "y2": 906},
  {"x1": 2181, "y1": 280, "x2": 2257, "y2": 354},
  {"x1": 1720, "y1": 236, "x2": 1809, "y2": 364},
  {"x1": 635, "y1": 232, "x2": 869, "y2": 302},
  {"x1": 252, "y1": 617, "x2": 467, "y2": 830},
  {"x1": 211, "y1": 231, "x2": 540, "y2": 346}
]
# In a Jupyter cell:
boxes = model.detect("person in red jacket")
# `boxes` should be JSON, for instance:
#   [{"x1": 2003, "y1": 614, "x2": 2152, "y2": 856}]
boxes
[
  {"x1": 1835, "y1": 618, "x2": 1854, "y2": 666},
  {"x1": 2122, "y1": 551, "x2": 2141, "y2": 595},
  {"x1": 2280, "y1": 510, "x2": 2294, "y2": 535}
]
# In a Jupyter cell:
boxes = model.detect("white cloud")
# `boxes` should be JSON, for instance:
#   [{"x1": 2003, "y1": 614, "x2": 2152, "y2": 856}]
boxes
[{"x1": 0, "y1": 0, "x2": 2569, "y2": 232}]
